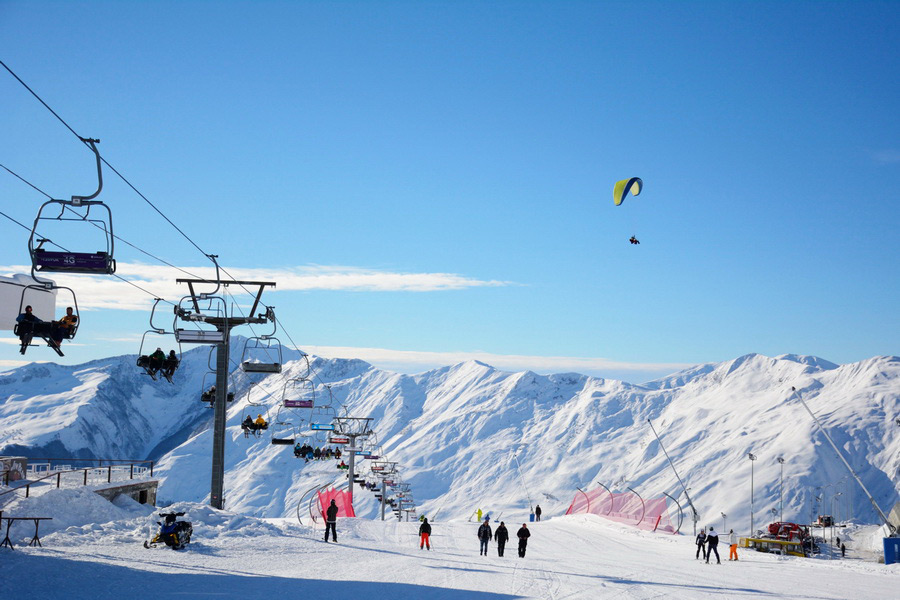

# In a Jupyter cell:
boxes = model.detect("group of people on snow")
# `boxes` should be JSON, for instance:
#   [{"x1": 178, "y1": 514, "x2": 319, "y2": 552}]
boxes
[
  {"x1": 477, "y1": 519, "x2": 531, "y2": 557},
  {"x1": 293, "y1": 442, "x2": 343, "y2": 462},
  {"x1": 696, "y1": 526, "x2": 738, "y2": 564}
]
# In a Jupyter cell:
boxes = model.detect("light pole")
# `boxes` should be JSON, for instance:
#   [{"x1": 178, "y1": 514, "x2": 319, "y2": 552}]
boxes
[
  {"x1": 748, "y1": 452, "x2": 757, "y2": 536},
  {"x1": 832, "y1": 492, "x2": 842, "y2": 546},
  {"x1": 777, "y1": 457, "x2": 785, "y2": 523},
  {"x1": 721, "y1": 512, "x2": 727, "y2": 532}
]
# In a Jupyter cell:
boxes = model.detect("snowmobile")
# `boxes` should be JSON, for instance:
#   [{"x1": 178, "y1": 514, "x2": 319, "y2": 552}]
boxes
[{"x1": 143, "y1": 512, "x2": 193, "y2": 550}]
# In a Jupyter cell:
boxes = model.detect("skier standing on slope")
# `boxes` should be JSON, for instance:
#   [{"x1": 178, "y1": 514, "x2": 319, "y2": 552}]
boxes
[
  {"x1": 535, "y1": 505, "x2": 542, "y2": 522},
  {"x1": 494, "y1": 521, "x2": 509, "y2": 557},
  {"x1": 325, "y1": 499, "x2": 339, "y2": 542},
  {"x1": 419, "y1": 518, "x2": 432, "y2": 550},
  {"x1": 695, "y1": 528, "x2": 707, "y2": 560},
  {"x1": 517, "y1": 523, "x2": 531, "y2": 557},
  {"x1": 728, "y1": 529, "x2": 739, "y2": 561},
  {"x1": 477, "y1": 519, "x2": 492, "y2": 556},
  {"x1": 706, "y1": 526, "x2": 720, "y2": 564}
]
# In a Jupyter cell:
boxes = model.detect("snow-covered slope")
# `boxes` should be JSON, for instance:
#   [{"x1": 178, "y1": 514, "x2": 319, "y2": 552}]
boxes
[
  {"x1": 1, "y1": 494, "x2": 898, "y2": 600},
  {"x1": 2, "y1": 349, "x2": 898, "y2": 535}
]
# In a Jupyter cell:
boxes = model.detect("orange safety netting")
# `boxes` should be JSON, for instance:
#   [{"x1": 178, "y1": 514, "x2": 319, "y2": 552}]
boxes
[
  {"x1": 317, "y1": 486, "x2": 356, "y2": 518},
  {"x1": 565, "y1": 487, "x2": 677, "y2": 533}
]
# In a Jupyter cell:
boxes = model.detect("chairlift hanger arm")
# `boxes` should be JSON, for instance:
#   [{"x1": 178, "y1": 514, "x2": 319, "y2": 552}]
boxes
[{"x1": 71, "y1": 138, "x2": 102, "y2": 206}]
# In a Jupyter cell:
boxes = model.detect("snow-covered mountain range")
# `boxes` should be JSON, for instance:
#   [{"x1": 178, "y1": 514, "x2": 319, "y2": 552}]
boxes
[{"x1": 2, "y1": 344, "x2": 898, "y2": 533}]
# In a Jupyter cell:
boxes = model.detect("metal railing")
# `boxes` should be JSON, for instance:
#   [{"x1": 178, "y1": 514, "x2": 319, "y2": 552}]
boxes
[{"x1": 1, "y1": 459, "x2": 154, "y2": 499}]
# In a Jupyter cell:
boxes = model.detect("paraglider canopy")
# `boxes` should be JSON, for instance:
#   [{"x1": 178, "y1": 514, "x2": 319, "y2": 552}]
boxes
[{"x1": 613, "y1": 177, "x2": 642, "y2": 206}]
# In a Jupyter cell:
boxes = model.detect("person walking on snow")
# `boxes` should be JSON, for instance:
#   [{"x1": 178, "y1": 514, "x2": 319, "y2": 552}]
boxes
[
  {"x1": 706, "y1": 526, "x2": 720, "y2": 564},
  {"x1": 419, "y1": 518, "x2": 432, "y2": 550},
  {"x1": 477, "y1": 519, "x2": 492, "y2": 556},
  {"x1": 535, "y1": 505, "x2": 542, "y2": 522},
  {"x1": 494, "y1": 521, "x2": 509, "y2": 557},
  {"x1": 695, "y1": 528, "x2": 707, "y2": 560},
  {"x1": 517, "y1": 523, "x2": 531, "y2": 557},
  {"x1": 325, "y1": 499, "x2": 339, "y2": 542},
  {"x1": 728, "y1": 529, "x2": 738, "y2": 561},
  {"x1": 476, "y1": 508, "x2": 483, "y2": 522}
]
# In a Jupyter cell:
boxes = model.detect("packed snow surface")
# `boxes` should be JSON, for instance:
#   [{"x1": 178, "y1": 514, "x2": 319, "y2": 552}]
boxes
[{"x1": 1, "y1": 492, "x2": 897, "y2": 600}]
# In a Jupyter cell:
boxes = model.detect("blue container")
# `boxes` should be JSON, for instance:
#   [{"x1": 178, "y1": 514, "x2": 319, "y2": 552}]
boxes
[
  {"x1": 884, "y1": 537, "x2": 900, "y2": 565},
  {"x1": 529, "y1": 513, "x2": 535, "y2": 522}
]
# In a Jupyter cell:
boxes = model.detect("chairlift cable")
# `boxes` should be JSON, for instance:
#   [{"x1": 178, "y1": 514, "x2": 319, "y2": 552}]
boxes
[
  {"x1": 1, "y1": 163, "x2": 191, "y2": 305},
  {"x1": 0, "y1": 60, "x2": 85, "y2": 142},
  {"x1": 1, "y1": 163, "x2": 53, "y2": 200},
  {"x1": 1, "y1": 59, "x2": 213, "y2": 265}
]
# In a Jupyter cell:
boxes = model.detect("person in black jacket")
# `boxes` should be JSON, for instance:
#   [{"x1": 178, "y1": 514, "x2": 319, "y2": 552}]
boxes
[
  {"x1": 517, "y1": 523, "x2": 531, "y2": 557},
  {"x1": 706, "y1": 526, "x2": 720, "y2": 564},
  {"x1": 535, "y1": 505, "x2": 542, "y2": 522},
  {"x1": 419, "y1": 517, "x2": 432, "y2": 550},
  {"x1": 325, "y1": 499, "x2": 339, "y2": 542},
  {"x1": 695, "y1": 528, "x2": 707, "y2": 560},
  {"x1": 494, "y1": 521, "x2": 509, "y2": 557},
  {"x1": 477, "y1": 519, "x2": 492, "y2": 556}
]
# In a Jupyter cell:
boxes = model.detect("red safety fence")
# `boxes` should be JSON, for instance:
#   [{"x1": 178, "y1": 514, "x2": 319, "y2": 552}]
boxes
[
  {"x1": 565, "y1": 487, "x2": 677, "y2": 533},
  {"x1": 317, "y1": 486, "x2": 356, "y2": 518}
]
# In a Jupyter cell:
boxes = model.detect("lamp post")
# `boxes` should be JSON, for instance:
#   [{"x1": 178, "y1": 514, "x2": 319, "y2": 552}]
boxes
[
  {"x1": 721, "y1": 512, "x2": 727, "y2": 532},
  {"x1": 776, "y1": 457, "x2": 785, "y2": 523},
  {"x1": 832, "y1": 492, "x2": 842, "y2": 546},
  {"x1": 748, "y1": 452, "x2": 757, "y2": 536}
]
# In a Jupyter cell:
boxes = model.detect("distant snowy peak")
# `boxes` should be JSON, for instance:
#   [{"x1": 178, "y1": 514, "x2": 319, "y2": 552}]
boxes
[{"x1": 776, "y1": 354, "x2": 839, "y2": 371}]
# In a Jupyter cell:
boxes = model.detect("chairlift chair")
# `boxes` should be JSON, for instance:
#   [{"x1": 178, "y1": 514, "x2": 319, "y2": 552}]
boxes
[
  {"x1": 200, "y1": 372, "x2": 235, "y2": 407},
  {"x1": 173, "y1": 293, "x2": 228, "y2": 344},
  {"x1": 240, "y1": 307, "x2": 283, "y2": 373},
  {"x1": 28, "y1": 140, "x2": 116, "y2": 276},
  {"x1": 269, "y1": 406, "x2": 296, "y2": 445},
  {"x1": 136, "y1": 300, "x2": 182, "y2": 383},
  {"x1": 282, "y1": 376, "x2": 315, "y2": 409},
  {"x1": 13, "y1": 283, "x2": 79, "y2": 357}
]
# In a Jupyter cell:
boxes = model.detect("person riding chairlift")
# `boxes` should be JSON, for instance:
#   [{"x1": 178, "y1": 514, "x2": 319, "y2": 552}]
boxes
[
  {"x1": 15, "y1": 305, "x2": 42, "y2": 354},
  {"x1": 51, "y1": 306, "x2": 77, "y2": 349},
  {"x1": 148, "y1": 347, "x2": 166, "y2": 373},
  {"x1": 163, "y1": 350, "x2": 179, "y2": 379}
]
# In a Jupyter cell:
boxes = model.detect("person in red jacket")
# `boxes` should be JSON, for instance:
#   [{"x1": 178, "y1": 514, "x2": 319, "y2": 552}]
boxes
[{"x1": 419, "y1": 518, "x2": 432, "y2": 550}]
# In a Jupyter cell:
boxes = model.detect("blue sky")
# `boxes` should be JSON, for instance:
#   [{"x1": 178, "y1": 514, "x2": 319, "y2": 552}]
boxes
[{"x1": 1, "y1": 0, "x2": 898, "y2": 381}]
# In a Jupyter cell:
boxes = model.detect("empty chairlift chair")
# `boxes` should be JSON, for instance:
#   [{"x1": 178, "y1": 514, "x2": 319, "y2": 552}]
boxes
[
  {"x1": 240, "y1": 307, "x2": 283, "y2": 373},
  {"x1": 28, "y1": 139, "x2": 116, "y2": 276}
]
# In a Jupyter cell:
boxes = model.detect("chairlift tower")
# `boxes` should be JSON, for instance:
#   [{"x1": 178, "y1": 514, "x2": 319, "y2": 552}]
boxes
[
  {"x1": 332, "y1": 416, "x2": 374, "y2": 509},
  {"x1": 372, "y1": 461, "x2": 397, "y2": 520},
  {"x1": 175, "y1": 277, "x2": 275, "y2": 510}
]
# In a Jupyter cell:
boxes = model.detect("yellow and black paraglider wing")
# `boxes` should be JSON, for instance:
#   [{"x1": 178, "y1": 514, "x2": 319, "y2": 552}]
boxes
[{"x1": 613, "y1": 177, "x2": 643, "y2": 206}]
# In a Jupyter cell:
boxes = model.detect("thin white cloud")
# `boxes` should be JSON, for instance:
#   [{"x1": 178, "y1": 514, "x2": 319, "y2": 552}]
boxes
[
  {"x1": 872, "y1": 149, "x2": 900, "y2": 165},
  {"x1": 0, "y1": 263, "x2": 514, "y2": 311},
  {"x1": 303, "y1": 344, "x2": 693, "y2": 381}
]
